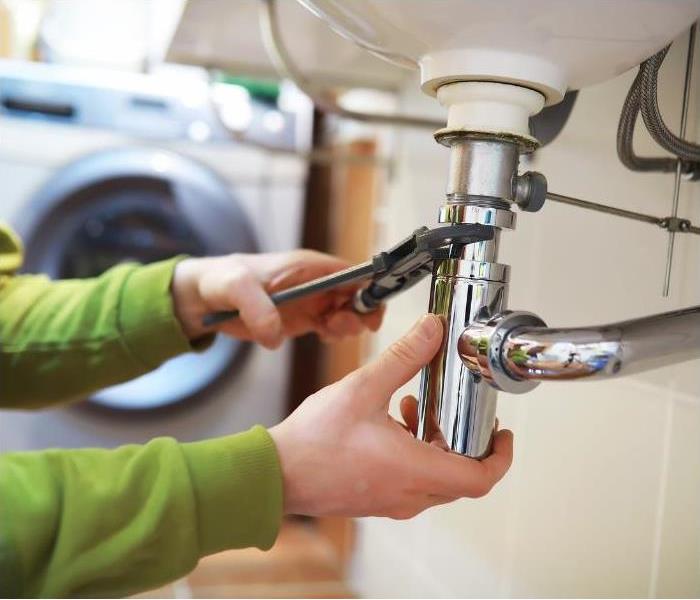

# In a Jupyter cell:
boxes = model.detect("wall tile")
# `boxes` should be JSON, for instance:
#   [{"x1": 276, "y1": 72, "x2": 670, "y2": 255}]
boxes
[
  {"x1": 507, "y1": 380, "x2": 669, "y2": 597},
  {"x1": 654, "y1": 398, "x2": 700, "y2": 597},
  {"x1": 415, "y1": 477, "x2": 515, "y2": 598},
  {"x1": 351, "y1": 517, "x2": 453, "y2": 598}
]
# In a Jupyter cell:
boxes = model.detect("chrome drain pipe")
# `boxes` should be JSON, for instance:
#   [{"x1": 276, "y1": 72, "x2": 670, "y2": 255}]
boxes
[
  {"x1": 417, "y1": 133, "x2": 523, "y2": 459},
  {"x1": 459, "y1": 305, "x2": 700, "y2": 389}
]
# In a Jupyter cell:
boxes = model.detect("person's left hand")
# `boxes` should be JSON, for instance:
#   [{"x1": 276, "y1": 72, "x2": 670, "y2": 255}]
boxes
[
  {"x1": 269, "y1": 314, "x2": 514, "y2": 518},
  {"x1": 171, "y1": 250, "x2": 384, "y2": 348}
]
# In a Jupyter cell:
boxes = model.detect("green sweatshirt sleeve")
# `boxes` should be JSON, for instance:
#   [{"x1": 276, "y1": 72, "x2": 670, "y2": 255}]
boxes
[
  {"x1": 0, "y1": 425, "x2": 284, "y2": 598},
  {"x1": 0, "y1": 257, "x2": 198, "y2": 409},
  {"x1": 1, "y1": 225, "x2": 285, "y2": 597}
]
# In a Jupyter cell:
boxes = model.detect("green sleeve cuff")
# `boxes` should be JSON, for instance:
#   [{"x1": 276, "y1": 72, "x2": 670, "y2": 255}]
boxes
[
  {"x1": 181, "y1": 426, "x2": 284, "y2": 555},
  {"x1": 0, "y1": 223, "x2": 23, "y2": 274},
  {"x1": 118, "y1": 257, "x2": 202, "y2": 369}
]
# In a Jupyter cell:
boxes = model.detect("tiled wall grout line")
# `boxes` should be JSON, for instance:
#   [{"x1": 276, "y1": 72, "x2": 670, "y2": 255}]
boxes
[
  {"x1": 625, "y1": 374, "x2": 699, "y2": 402},
  {"x1": 624, "y1": 376, "x2": 673, "y2": 395},
  {"x1": 353, "y1": 518, "x2": 452, "y2": 598},
  {"x1": 648, "y1": 396, "x2": 675, "y2": 597},
  {"x1": 669, "y1": 385, "x2": 700, "y2": 407}
]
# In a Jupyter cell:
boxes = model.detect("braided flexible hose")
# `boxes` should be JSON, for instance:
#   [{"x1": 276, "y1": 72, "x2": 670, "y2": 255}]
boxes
[
  {"x1": 639, "y1": 46, "x2": 700, "y2": 163},
  {"x1": 616, "y1": 69, "x2": 678, "y2": 172}
]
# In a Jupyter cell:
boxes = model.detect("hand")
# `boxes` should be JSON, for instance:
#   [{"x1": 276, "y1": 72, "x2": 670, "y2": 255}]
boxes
[
  {"x1": 171, "y1": 250, "x2": 384, "y2": 348},
  {"x1": 269, "y1": 314, "x2": 514, "y2": 519}
]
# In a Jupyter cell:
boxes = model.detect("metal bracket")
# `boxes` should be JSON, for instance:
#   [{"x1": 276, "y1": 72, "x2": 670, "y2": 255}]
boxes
[
  {"x1": 546, "y1": 191, "x2": 700, "y2": 235},
  {"x1": 660, "y1": 216, "x2": 692, "y2": 233}
]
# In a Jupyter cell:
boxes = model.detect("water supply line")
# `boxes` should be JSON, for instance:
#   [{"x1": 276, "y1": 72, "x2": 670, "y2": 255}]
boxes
[
  {"x1": 614, "y1": 23, "x2": 699, "y2": 294},
  {"x1": 639, "y1": 32, "x2": 700, "y2": 164},
  {"x1": 617, "y1": 67, "x2": 679, "y2": 173},
  {"x1": 617, "y1": 24, "x2": 699, "y2": 173}
]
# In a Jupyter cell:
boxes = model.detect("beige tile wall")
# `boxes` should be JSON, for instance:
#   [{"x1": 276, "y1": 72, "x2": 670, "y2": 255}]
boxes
[{"x1": 351, "y1": 29, "x2": 700, "y2": 598}]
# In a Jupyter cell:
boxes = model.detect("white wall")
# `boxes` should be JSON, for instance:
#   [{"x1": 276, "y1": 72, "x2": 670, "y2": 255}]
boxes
[{"x1": 351, "y1": 31, "x2": 700, "y2": 598}]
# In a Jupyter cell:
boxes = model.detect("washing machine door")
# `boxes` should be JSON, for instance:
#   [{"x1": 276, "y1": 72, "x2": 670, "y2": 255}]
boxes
[{"x1": 14, "y1": 147, "x2": 258, "y2": 410}]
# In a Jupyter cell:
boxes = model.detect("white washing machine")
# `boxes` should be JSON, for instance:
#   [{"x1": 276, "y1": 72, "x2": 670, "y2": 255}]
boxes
[{"x1": 0, "y1": 60, "x2": 310, "y2": 451}]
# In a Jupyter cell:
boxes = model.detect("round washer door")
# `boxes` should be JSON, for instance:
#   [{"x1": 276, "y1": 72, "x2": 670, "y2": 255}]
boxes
[{"x1": 14, "y1": 147, "x2": 258, "y2": 410}]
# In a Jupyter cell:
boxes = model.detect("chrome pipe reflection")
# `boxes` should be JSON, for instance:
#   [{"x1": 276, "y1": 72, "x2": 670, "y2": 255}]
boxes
[
  {"x1": 459, "y1": 306, "x2": 700, "y2": 389},
  {"x1": 417, "y1": 135, "x2": 520, "y2": 459},
  {"x1": 417, "y1": 256, "x2": 509, "y2": 459}
]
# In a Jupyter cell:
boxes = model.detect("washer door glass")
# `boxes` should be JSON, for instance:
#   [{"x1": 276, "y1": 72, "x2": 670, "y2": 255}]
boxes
[{"x1": 17, "y1": 148, "x2": 258, "y2": 410}]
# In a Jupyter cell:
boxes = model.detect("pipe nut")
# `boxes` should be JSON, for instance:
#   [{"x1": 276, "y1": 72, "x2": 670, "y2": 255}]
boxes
[{"x1": 458, "y1": 311, "x2": 547, "y2": 394}]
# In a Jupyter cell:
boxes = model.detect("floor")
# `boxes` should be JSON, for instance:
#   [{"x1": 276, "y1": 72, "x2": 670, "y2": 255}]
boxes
[{"x1": 132, "y1": 518, "x2": 354, "y2": 598}]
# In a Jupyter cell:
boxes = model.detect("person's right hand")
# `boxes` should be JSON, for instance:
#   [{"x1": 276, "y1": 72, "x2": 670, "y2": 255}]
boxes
[
  {"x1": 171, "y1": 250, "x2": 383, "y2": 348},
  {"x1": 269, "y1": 314, "x2": 513, "y2": 519}
]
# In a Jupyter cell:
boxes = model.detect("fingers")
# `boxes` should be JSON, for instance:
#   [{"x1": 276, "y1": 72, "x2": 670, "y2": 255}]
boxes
[
  {"x1": 362, "y1": 306, "x2": 385, "y2": 332},
  {"x1": 420, "y1": 399, "x2": 450, "y2": 449},
  {"x1": 478, "y1": 428, "x2": 514, "y2": 489},
  {"x1": 399, "y1": 395, "x2": 419, "y2": 435},
  {"x1": 402, "y1": 427, "x2": 514, "y2": 499},
  {"x1": 198, "y1": 267, "x2": 283, "y2": 349},
  {"x1": 448, "y1": 428, "x2": 513, "y2": 496},
  {"x1": 194, "y1": 250, "x2": 384, "y2": 348},
  {"x1": 324, "y1": 311, "x2": 365, "y2": 338},
  {"x1": 267, "y1": 250, "x2": 351, "y2": 292},
  {"x1": 319, "y1": 304, "x2": 385, "y2": 339},
  {"x1": 353, "y1": 314, "x2": 443, "y2": 402},
  {"x1": 262, "y1": 250, "x2": 385, "y2": 342},
  {"x1": 386, "y1": 428, "x2": 514, "y2": 519}
]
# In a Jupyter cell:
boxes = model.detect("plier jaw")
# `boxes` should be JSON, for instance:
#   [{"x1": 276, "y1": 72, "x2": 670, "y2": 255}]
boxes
[{"x1": 352, "y1": 223, "x2": 495, "y2": 313}]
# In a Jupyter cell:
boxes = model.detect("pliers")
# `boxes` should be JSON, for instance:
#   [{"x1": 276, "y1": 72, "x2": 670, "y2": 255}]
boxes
[{"x1": 202, "y1": 223, "x2": 494, "y2": 327}]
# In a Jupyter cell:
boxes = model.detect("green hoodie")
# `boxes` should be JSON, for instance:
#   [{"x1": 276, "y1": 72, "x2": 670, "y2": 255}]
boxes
[{"x1": 0, "y1": 223, "x2": 283, "y2": 598}]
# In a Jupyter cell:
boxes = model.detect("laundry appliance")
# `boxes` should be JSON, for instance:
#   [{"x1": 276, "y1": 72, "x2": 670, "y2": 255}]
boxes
[{"x1": 0, "y1": 60, "x2": 310, "y2": 450}]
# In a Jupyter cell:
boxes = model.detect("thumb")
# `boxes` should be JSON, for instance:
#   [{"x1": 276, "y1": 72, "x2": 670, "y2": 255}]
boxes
[{"x1": 353, "y1": 314, "x2": 443, "y2": 403}]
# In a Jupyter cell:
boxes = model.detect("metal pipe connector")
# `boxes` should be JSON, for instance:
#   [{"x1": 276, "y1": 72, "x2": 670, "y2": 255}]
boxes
[
  {"x1": 438, "y1": 133, "x2": 520, "y2": 205},
  {"x1": 418, "y1": 135, "x2": 521, "y2": 459},
  {"x1": 459, "y1": 306, "x2": 700, "y2": 391}
]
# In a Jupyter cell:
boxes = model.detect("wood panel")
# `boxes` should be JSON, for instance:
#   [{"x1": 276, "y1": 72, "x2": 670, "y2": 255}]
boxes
[
  {"x1": 323, "y1": 138, "x2": 379, "y2": 385},
  {"x1": 288, "y1": 125, "x2": 382, "y2": 573},
  {"x1": 318, "y1": 138, "x2": 381, "y2": 569}
]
